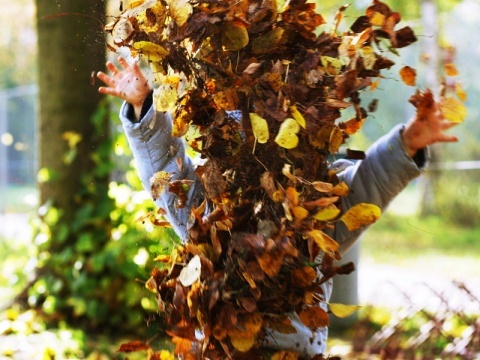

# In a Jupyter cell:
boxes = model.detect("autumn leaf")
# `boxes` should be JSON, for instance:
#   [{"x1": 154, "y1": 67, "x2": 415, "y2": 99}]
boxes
[
  {"x1": 328, "y1": 303, "x2": 361, "y2": 318},
  {"x1": 271, "y1": 351, "x2": 300, "y2": 360},
  {"x1": 440, "y1": 96, "x2": 467, "y2": 123},
  {"x1": 399, "y1": 66, "x2": 416, "y2": 86},
  {"x1": 178, "y1": 255, "x2": 201, "y2": 287},
  {"x1": 251, "y1": 27, "x2": 285, "y2": 55},
  {"x1": 289, "y1": 105, "x2": 306, "y2": 129},
  {"x1": 312, "y1": 205, "x2": 341, "y2": 222},
  {"x1": 328, "y1": 126, "x2": 344, "y2": 153},
  {"x1": 341, "y1": 117, "x2": 366, "y2": 135},
  {"x1": 340, "y1": 203, "x2": 381, "y2": 231},
  {"x1": 171, "y1": 336, "x2": 193, "y2": 356},
  {"x1": 306, "y1": 230, "x2": 340, "y2": 254},
  {"x1": 444, "y1": 63, "x2": 459, "y2": 77},
  {"x1": 299, "y1": 306, "x2": 329, "y2": 329},
  {"x1": 117, "y1": 340, "x2": 150, "y2": 353},
  {"x1": 291, "y1": 266, "x2": 317, "y2": 288},
  {"x1": 150, "y1": 171, "x2": 173, "y2": 200},
  {"x1": 133, "y1": 41, "x2": 169, "y2": 62},
  {"x1": 222, "y1": 22, "x2": 249, "y2": 51},
  {"x1": 455, "y1": 82, "x2": 467, "y2": 102},
  {"x1": 165, "y1": 0, "x2": 192, "y2": 27},
  {"x1": 275, "y1": 118, "x2": 300, "y2": 149},
  {"x1": 250, "y1": 113, "x2": 269, "y2": 144},
  {"x1": 153, "y1": 85, "x2": 178, "y2": 112}
]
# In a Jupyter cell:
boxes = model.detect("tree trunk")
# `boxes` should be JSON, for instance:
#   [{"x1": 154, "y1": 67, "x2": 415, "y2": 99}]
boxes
[{"x1": 36, "y1": 0, "x2": 106, "y2": 225}]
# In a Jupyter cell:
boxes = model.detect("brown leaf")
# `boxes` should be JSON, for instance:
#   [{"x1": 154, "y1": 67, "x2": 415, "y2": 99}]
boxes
[
  {"x1": 299, "y1": 306, "x2": 329, "y2": 329},
  {"x1": 117, "y1": 340, "x2": 150, "y2": 353},
  {"x1": 291, "y1": 266, "x2": 317, "y2": 288}
]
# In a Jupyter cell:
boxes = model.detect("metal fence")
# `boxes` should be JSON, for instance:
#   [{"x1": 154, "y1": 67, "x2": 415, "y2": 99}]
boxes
[{"x1": 0, "y1": 85, "x2": 37, "y2": 212}]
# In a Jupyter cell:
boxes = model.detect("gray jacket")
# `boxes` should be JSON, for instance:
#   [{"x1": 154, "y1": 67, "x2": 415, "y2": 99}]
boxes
[{"x1": 119, "y1": 102, "x2": 426, "y2": 358}]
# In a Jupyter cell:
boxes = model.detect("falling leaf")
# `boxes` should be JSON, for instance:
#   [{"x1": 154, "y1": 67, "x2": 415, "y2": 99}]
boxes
[
  {"x1": 150, "y1": 171, "x2": 173, "y2": 200},
  {"x1": 399, "y1": 66, "x2": 416, "y2": 86},
  {"x1": 292, "y1": 206, "x2": 309, "y2": 221},
  {"x1": 321, "y1": 56, "x2": 343, "y2": 75},
  {"x1": 342, "y1": 117, "x2": 366, "y2": 135},
  {"x1": 306, "y1": 230, "x2": 340, "y2": 254},
  {"x1": 444, "y1": 63, "x2": 459, "y2": 77},
  {"x1": 455, "y1": 83, "x2": 467, "y2": 102},
  {"x1": 222, "y1": 22, "x2": 249, "y2": 51},
  {"x1": 311, "y1": 181, "x2": 333, "y2": 193},
  {"x1": 299, "y1": 306, "x2": 329, "y2": 329},
  {"x1": 440, "y1": 96, "x2": 467, "y2": 123},
  {"x1": 328, "y1": 303, "x2": 361, "y2": 318},
  {"x1": 332, "y1": 182, "x2": 349, "y2": 196},
  {"x1": 250, "y1": 113, "x2": 269, "y2": 144},
  {"x1": 275, "y1": 118, "x2": 300, "y2": 149},
  {"x1": 134, "y1": 41, "x2": 169, "y2": 62},
  {"x1": 291, "y1": 266, "x2": 317, "y2": 288},
  {"x1": 165, "y1": 0, "x2": 192, "y2": 27},
  {"x1": 289, "y1": 105, "x2": 306, "y2": 129},
  {"x1": 117, "y1": 340, "x2": 150, "y2": 353},
  {"x1": 178, "y1": 255, "x2": 201, "y2": 287},
  {"x1": 153, "y1": 85, "x2": 178, "y2": 112},
  {"x1": 362, "y1": 46, "x2": 376, "y2": 70},
  {"x1": 251, "y1": 27, "x2": 285, "y2": 55},
  {"x1": 328, "y1": 126, "x2": 344, "y2": 153},
  {"x1": 312, "y1": 205, "x2": 341, "y2": 221},
  {"x1": 340, "y1": 203, "x2": 381, "y2": 231},
  {"x1": 171, "y1": 336, "x2": 193, "y2": 356},
  {"x1": 229, "y1": 333, "x2": 256, "y2": 352},
  {"x1": 370, "y1": 12, "x2": 386, "y2": 26}
]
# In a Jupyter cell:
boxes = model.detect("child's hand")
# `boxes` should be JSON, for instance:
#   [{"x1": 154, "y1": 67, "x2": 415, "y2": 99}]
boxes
[
  {"x1": 97, "y1": 56, "x2": 152, "y2": 120},
  {"x1": 402, "y1": 101, "x2": 458, "y2": 157}
]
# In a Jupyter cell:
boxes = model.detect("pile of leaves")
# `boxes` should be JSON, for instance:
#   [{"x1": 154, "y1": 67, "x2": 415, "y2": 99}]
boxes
[{"x1": 104, "y1": 0, "x2": 464, "y2": 359}]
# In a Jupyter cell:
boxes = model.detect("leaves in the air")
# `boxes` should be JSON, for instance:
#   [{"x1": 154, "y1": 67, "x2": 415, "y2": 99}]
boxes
[
  {"x1": 275, "y1": 118, "x2": 300, "y2": 149},
  {"x1": 399, "y1": 66, "x2": 416, "y2": 86},
  {"x1": 328, "y1": 303, "x2": 361, "y2": 318},
  {"x1": 340, "y1": 203, "x2": 381, "y2": 231},
  {"x1": 117, "y1": 340, "x2": 150, "y2": 353},
  {"x1": 440, "y1": 96, "x2": 467, "y2": 123},
  {"x1": 98, "y1": 0, "x2": 455, "y2": 358}
]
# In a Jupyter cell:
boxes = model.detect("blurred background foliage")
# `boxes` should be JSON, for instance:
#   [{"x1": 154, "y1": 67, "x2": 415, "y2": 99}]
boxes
[{"x1": 1, "y1": 0, "x2": 479, "y2": 358}]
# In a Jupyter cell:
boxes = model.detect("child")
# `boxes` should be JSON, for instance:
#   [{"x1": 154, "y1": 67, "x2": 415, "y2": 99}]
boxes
[{"x1": 97, "y1": 57, "x2": 457, "y2": 358}]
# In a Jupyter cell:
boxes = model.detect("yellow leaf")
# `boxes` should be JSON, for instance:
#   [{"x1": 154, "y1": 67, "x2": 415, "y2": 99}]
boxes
[
  {"x1": 214, "y1": 88, "x2": 238, "y2": 111},
  {"x1": 399, "y1": 66, "x2": 416, "y2": 86},
  {"x1": 249, "y1": 113, "x2": 270, "y2": 144},
  {"x1": 455, "y1": 83, "x2": 467, "y2": 102},
  {"x1": 362, "y1": 46, "x2": 376, "y2": 70},
  {"x1": 275, "y1": 118, "x2": 300, "y2": 149},
  {"x1": 289, "y1": 105, "x2": 306, "y2": 129},
  {"x1": 444, "y1": 63, "x2": 459, "y2": 77},
  {"x1": 229, "y1": 333, "x2": 255, "y2": 352},
  {"x1": 133, "y1": 41, "x2": 169, "y2": 62},
  {"x1": 153, "y1": 254, "x2": 171, "y2": 263},
  {"x1": 165, "y1": 0, "x2": 192, "y2": 27},
  {"x1": 340, "y1": 203, "x2": 381, "y2": 231},
  {"x1": 440, "y1": 96, "x2": 467, "y2": 123},
  {"x1": 370, "y1": 12, "x2": 386, "y2": 26},
  {"x1": 222, "y1": 22, "x2": 249, "y2": 51},
  {"x1": 328, "y1": 126, "x2": 344, "y2": 153},
  {"x1": 286, "y1": 186, "x2": 300, "y2": 206},
  {"x1": 306, "y1": 230, "x2": 340, "y2": 254},
  {"x1": 313, "y1": 205, "x2": 341, "y2": 221},
  {"x1": 321, "y1": 56, "x2": 343, "y2": 75},
  {"x1": 135, "y1": 2, "x2": 167, "y2": 33},
  {"x1": 153, "y1": 85, "x2": 178, "y2": 112},
  {"x1": 178, "y1": 255, "x2": 201, "y2": 287},
  {"x1": 328, "y1": 303, "x2": 361, "y2": 318},
  {"x1": 332, "y1": 182, "x2": 349, "y2": 196}
]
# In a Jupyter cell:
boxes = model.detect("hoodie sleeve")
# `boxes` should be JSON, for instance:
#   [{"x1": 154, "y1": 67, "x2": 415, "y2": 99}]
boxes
[
  {"x1": 334, "y1": 124, "x2": 428, "y2": 254},
  {"x1": 119, "y1": 101, "x2": 204, "y2": 241}
]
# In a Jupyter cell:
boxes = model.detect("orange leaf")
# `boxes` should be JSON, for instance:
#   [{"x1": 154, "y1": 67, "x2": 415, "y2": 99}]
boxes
[
  {"x1": 342, "y1": 117, "x2": 366, "y2": 135},
  {"x1": 399, "y1": 66, "x2": 416, "y2": 86},
  {"x1": 271, "y1": 351, "x2": 300, "y2": 360},
  {"x1": 171, "y1": 336, "x2": 193, "y2": 356},
  {"x1": 299, "y1": 306, "x2": 329, "y2": 329},
  {"x1": 455, "y1": 83, "x2": 467, "y2": 102},
  {"x1": 444, "y1": 63, "x2": 459, "y2": 77}
]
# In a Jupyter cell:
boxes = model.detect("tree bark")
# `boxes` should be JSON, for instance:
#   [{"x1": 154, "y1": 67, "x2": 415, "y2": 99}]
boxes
[{"x1": 36, "y1": 0, "x2": 106, "y2": 225}]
